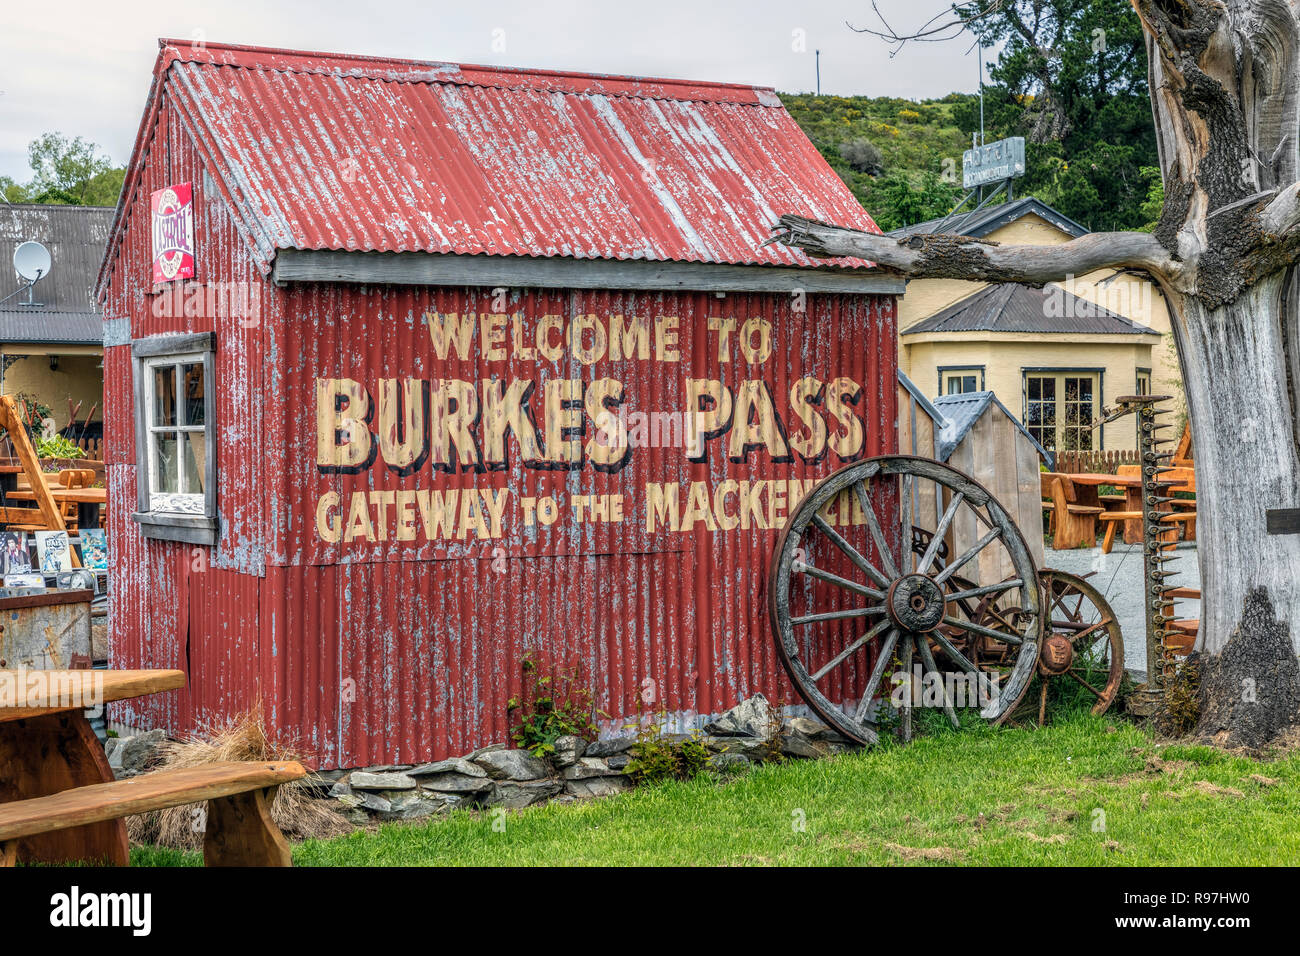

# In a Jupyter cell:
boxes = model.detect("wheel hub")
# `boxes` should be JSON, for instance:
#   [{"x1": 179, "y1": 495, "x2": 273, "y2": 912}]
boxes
[
  {"x1": 887, "y1": 574, "x2": 946, "y2": 632},
  {"x1": 1038, "y1": 633, "x2": 1074, "y2": 675}
]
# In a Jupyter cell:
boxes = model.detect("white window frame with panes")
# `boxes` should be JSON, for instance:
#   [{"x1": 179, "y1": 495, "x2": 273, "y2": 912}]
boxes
[
  {"x1": 1021, "y1": 368, "x2": 1103, "y2": 453},
  {"x1": 938, "y1": 366, "x2": 985, "y2": 396},
  {"x1": 131, "y1": 332, "x2": 218, "y2": 544}
]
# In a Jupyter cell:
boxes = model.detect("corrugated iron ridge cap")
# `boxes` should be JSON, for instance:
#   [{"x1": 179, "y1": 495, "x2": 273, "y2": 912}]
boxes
[{"x1": 157, "y1": 38, "x2": 784, "y2": 106}]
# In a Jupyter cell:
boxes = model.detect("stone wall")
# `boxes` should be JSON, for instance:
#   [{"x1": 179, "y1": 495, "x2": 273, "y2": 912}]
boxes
[{"x1": 313, "y1": 694, "x2": 857, "y2": 824}]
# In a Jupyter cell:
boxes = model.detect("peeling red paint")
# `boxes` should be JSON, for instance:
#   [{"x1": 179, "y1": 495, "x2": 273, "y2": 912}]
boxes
[{"x1": 100, "y1": 41, "x2": 900, "y2": 768}]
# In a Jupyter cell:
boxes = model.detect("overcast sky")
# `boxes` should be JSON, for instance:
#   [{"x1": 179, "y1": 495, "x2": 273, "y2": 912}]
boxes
[{"x1": 0, "y1": 0, "x2": 992, "y2": 183}]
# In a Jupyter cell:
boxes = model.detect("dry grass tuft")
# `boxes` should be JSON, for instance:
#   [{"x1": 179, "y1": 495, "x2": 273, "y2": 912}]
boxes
[{"x1": 127, "y1": 702, "x2": 351, "y2": 850}]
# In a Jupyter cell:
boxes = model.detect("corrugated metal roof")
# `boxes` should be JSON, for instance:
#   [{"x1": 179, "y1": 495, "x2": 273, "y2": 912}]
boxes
[
  {"x1": 100, "y1": 40, "x2": 880, "y2": 293},
  {"x1": 901, "y1": 283, "x2": 1158, "y2": 336},
  {"x1": 1, "y1": 204, "x2": 109, "y2": 344},
  {"x1": 889, "y1": 196, "x2": 1089, "y2": 239},
  {"x1": 0, "y1": 311, "x2": 103, "y2": 344},
  {"x1": 931, "y1": 391, "x2": 1054, "y2": 469}
]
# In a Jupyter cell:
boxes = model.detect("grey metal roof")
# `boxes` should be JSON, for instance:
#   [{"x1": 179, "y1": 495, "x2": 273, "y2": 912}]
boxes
[
  {"x1": 0, "y1": 204, "x2": 111, "y2": 345},
  {"x1": 931, "y1": 390, "x2": 1054, "y2": 470},
  {"x1": 0, "y1": 311, "x2": 104, "y2": 344},
  {"x1": 889, "y1": 196, "x2": 1089, "y2": 240},
  {"x1": 900, "y1": 282, "x2": 1158, "y2": 336}
]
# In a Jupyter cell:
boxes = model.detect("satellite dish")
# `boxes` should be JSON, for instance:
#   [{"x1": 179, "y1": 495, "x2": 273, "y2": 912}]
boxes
[{"x1": 13, "y1": 241, "x2": 52, "y2": 282}]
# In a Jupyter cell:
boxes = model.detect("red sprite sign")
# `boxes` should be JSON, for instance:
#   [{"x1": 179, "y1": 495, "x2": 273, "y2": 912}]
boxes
[{"x1": 150, "y1": 182, "x2": 195, "y2": 283}]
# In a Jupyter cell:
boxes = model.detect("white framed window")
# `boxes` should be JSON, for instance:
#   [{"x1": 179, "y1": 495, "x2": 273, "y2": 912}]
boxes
[
  {"x1": 939, "y1": 366, "x2": 984, "y2": 395},
  {"x1": 132, "y1": 333, "x2": 217, "y2": 544},
  {"x1": 1136, "y1": 368, "x2": 1152, "y2": 396},
  {"x1": 1022, "y1": 369, "x2": 1102, "y2": 452}
]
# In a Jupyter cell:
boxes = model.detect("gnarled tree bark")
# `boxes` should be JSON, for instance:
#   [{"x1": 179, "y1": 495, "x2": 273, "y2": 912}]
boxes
[{"x1": 772, "y1": 0, "x2": 1300, "y2": 747}]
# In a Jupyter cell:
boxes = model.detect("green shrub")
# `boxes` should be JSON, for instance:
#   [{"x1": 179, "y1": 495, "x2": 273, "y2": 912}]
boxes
[
  {"x1": 507, "y1": 653, "x2": 601, "y2": 758},
  {"x1": 624, "y1": 716, "x2": 711, "y2": 784},
  {"x1": 35, "y1": 433, "x2": 86, "y2": 460}
]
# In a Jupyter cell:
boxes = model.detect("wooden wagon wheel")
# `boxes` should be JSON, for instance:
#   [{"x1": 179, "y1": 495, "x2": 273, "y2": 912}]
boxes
[
  {"x1": 769, "y1": 455, "x2": 1042, "y2": 745},
  {"x1": 1004, "y1": 569, "x2": 1125, "y2": 727}
]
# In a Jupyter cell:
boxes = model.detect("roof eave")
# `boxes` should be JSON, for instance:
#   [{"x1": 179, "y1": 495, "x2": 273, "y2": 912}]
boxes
[{"x1": 271, "y1": 249, "x2": 905, "y2": 294}]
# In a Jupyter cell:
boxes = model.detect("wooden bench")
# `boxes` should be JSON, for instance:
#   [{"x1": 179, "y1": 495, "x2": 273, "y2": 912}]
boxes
[
  {"x1": 1098, "y1": 510, "x2": 1142, "y2": 553},
  {"x1": 0, "y1": 669, "x2": 305, "y2": 866},
  {"x1": 1097, "y1": 510, "x2": 1197, "y2": 552},
  {"x1": 1048, "y1": 476, "x2": 1103, "y2": 550},
  {"x1": 0, "y1": 760, "x2": 305, "y2": 867}
]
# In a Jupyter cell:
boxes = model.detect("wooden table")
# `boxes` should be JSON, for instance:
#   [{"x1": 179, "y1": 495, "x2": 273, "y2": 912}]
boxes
[
  {"x1": 1061, "y1": 472, "x2": 1190, "y2": 545},
  {"x1": 4, "y1": 487, "x2": 106, "y2": 528},
  {"x1": 0, "y1": 669, "x2": 186, "y2": 864}
]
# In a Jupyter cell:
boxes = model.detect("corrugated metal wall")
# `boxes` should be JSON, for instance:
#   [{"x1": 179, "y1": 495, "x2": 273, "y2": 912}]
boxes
[
  {"x1": 102, "y1": 73, "x2": 900, "y2": 769},
  {"x1": 260, "y1": 285, "x2": 896, "y2": 766},
  {"x1": 103, "y1": 89, "x2": 270, "y2": 735}
]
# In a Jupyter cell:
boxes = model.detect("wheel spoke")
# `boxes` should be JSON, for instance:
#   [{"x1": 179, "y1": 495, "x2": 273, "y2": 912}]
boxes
[
  {"x1": 1065, "y1": 668, "x2": 1106, "y2": 699},
  {"x1": 915, "y1": 635, "x2": 959, "y2": 729},
  {"x1": 853, "y1": 627, "x2": 900, "y2": 721},
  {"x1": 793, "y1": 560, "x2": 885, "y2": 601},
  {"x1": 941, "y1": 615, "x2": 1025, "y2": 646},
  {"x1": 917, "y1": 492, "x2": 965, "y2": 575},
  {"x1": 945, "y1": 578, "x2": 1024, "y2": 603},
  {"x1": 900, "y1": 473, "x2": 915, "y2": 571},
  {"x1": 929, "y1": 629, "x2": 999, "y2": 699},
  {"x1": 981, "y1": 603, "x2": 1027, "y2": 635},
  {"x1": 900, "y1": 633, "x2": 914, "y2": 742},
  {"x1": 810, "y1": 617, "x2": 892, "y2": 682},
  {"x1": 792, "y1": 606, "x2": 887, "y2": 627},
  {"x1": 932, "y1": 526, "x2": 1002, "y2": 584},
  {"x1": 811, "y1": 514, "x2": 891, "y2": 589},
  {"x1": 1065, "y1": 618, "x2": 1113, "y2": 650},
  {"x1": 853, "y1": 479, "x2": 899, "y2": 578}
]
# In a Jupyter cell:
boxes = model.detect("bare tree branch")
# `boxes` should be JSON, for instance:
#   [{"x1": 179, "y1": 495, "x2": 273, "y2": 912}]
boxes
[
  {"x1": 767, "y1": 214, "x2": 1178, "y2": 284},
  {"x1": 848, "y1": 0, "x2": 1007, "y2": 54},
  {"x1": 1259, "y1": 181, "x2": 1300, "y2": 238}
]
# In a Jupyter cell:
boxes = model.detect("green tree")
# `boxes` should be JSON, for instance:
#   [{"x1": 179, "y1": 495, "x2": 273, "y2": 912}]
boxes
[
  {"x1": 870, "y1": 171, "x2": 961, "y2": 232},
  {"x1": 950, "y1": 0, "x2": 1157, "y2": 230},
  {"x1": 0, "y1": 175, "x2": 32, "y2": 204},
  {"x1": 24, "y1": 133, "x2": 123, "y2": 206}
]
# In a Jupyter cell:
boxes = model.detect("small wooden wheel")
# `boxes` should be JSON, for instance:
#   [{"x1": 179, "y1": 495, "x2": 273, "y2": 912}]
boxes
[
  {"x1": 769, "y1": 455, "x2": 1042, "y2": 745},
  {"x1": 1007, "y1": 569, "x2": 1125, "y2": 726}
]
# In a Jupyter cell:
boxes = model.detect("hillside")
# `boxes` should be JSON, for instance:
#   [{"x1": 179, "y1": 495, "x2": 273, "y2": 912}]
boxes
[{"x1": 781, "y1": 92, "x2": 980, "y2": 232}]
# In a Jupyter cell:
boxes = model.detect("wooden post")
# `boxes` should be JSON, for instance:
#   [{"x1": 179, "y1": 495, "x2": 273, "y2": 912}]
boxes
[{"x1": 203, "y1": 787, "x2": 292, "y2": 866}]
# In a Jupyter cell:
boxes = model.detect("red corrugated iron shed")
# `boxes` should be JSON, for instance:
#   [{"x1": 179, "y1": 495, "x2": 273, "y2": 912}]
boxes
[{"x1": 98, "y1": 39, "x2": 903, "y2": 768}]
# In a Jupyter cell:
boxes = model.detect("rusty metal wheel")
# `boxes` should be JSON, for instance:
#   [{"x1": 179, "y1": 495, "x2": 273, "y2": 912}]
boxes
[
  {"x1": 769, "y1": 455, "x2": 1042, "y2": 745},
  {"x1": 1006, "y1": 569, "x2": 1125, "y2": 727}
]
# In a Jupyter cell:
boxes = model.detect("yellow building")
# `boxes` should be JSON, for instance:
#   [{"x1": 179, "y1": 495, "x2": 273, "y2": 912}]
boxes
[
  {"x1": 894, "y1": 198, "x2": 1180, "y2": 453},
  {"x1": 0, "y1": 204, "x2": 109, "y2": 449}
]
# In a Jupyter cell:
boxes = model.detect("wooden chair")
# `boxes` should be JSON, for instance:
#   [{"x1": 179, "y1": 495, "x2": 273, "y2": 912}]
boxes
[
  {"x1": 0, "y1": 396, "x2": 66, "y2": 535},
  {"x1": 1173, "y1": 423, "x2": 1193, "y2": 467},
  {"x1": 0, "y1": 760, "x2": 305, "y2": 867},
  {"x1": 54, "y1": 469, "x2": 92, "y2": 529},
  {"x1": 1049, "y1": 476, "x2": 1103, "y2": 550},
  {"x1": 1163, "y1": 586, "x2": 1201, "y2": 656},
  {"x1": 1040, "y1": 472, "x2": 1062, "y2": 535}
]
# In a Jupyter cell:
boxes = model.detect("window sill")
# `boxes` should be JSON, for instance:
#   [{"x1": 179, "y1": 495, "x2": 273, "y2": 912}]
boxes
[{"x1": 132, "y1": 511, "x2": 218, "y2": 546}]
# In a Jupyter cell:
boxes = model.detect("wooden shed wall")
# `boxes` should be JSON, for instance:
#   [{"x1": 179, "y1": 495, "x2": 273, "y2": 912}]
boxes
[{"x1": 946, "y1": 405, "x2": 1045, "y2": 583}]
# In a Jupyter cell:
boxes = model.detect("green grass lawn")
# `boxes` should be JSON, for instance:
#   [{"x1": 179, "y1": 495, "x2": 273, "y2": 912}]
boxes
[{"x1": 129, "y1": 712, "x2": 1300, "y2": 867}]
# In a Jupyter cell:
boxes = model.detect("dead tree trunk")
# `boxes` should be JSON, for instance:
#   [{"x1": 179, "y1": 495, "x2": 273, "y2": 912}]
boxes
[{"x1": 770, "y1": 0, "x2": 1300, "y2": 747}]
